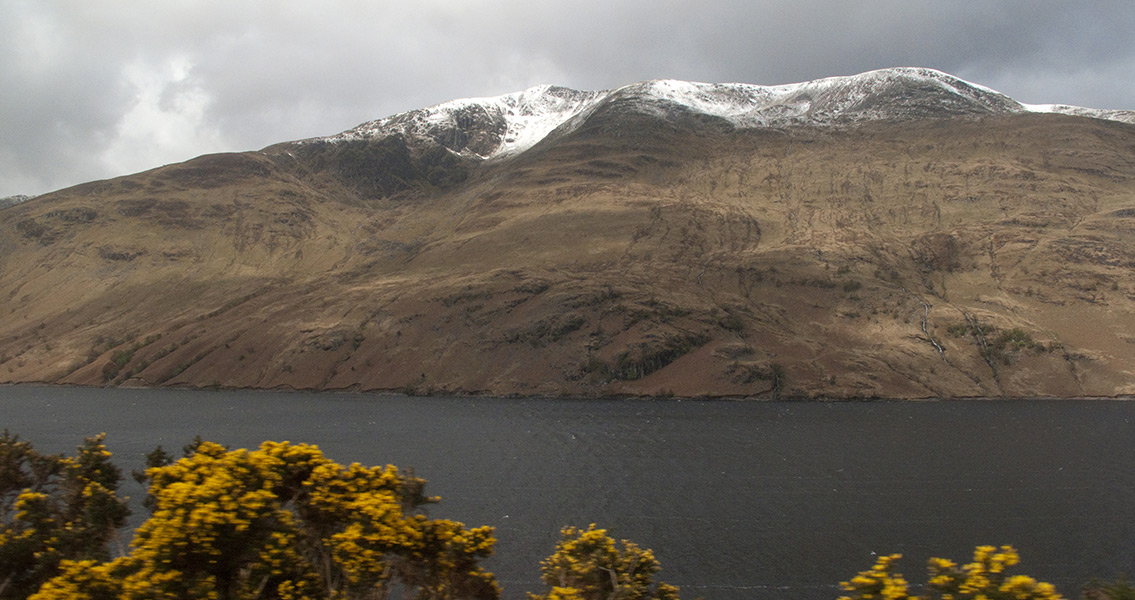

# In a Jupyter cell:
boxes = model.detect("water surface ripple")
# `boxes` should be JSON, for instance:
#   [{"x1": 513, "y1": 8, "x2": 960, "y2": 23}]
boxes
[{"x1": 2, "y1": 386, "x2": 1133, "y2": 600}]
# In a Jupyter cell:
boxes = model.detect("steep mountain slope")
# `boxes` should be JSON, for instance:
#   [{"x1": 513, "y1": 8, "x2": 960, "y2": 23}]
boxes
[{"x1": 2, "y1": 68, "x2": 1134, "y2": 398}]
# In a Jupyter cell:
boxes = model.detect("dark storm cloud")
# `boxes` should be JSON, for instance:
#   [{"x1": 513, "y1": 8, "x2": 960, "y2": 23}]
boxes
[{"x1": 1, "y1": 0, "x2": 1132, "y2": 198}]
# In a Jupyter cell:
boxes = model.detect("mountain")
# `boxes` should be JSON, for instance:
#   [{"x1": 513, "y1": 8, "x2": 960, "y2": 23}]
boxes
[
  {"x1": 305, "y1": 68, "x2": 1133, "y2": 156},
  {"x1": 3, "y1": 68, "x2": 1134, "y2": 399}
]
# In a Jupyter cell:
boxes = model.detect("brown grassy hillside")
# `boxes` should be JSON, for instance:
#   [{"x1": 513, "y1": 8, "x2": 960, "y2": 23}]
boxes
[{"x1": 2, "y1": 113, "x2": 1133, "y2": 398}]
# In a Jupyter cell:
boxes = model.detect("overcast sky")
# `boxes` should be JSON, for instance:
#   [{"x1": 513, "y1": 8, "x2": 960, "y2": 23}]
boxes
[{"x1": 2, "y1": 0, "x2": 1133, "y2": 198}]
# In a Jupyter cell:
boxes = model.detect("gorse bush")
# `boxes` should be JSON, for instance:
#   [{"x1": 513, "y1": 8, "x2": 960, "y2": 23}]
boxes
[
  {"x1": 8, "y1": 437, "x2": 497, "y2": 600},
  {"x1": 839, "y1": 545, "x2": 1062, "y2": 600},
  {"x1": 528, "y1": 524, "x2": 679, "y2": 600},
  {"x1": 0, "y1": 431, "x2": 129, "y2": 599},
  {"x1": 2, "y1": 433, "x2": 1112, "y2": 600}
]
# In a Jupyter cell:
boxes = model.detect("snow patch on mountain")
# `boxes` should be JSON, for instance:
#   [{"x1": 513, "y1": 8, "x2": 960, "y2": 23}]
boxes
[
  {"x1": 1022, "y1": 103, "x2": 1135, "y2": 124},
  {"x1": 606, "y1": 68, "x2": 1024, "y2": 128},
  {"x1": 306, "y1": 68, "x2": 1133, "y2": 160},
  {"x1": 319, "y1": 85, "x2": 605, "y2": 158},
  {"x1": 489, "y1": 85, "x2": 608, "y2": 156},
  {"x1": 0, "y1": 194, "x2": 34, "y2": 208}
]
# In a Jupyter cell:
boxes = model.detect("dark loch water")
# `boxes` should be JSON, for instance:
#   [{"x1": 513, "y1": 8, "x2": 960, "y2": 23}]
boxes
[{"x1": 2, "y1": 385, "x2": 1134, "y2": 600}]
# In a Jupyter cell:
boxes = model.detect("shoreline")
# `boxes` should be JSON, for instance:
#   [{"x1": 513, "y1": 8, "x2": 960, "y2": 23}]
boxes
[{"x1": 3, "y1": 381, "x2": 1132, "y2": 403}]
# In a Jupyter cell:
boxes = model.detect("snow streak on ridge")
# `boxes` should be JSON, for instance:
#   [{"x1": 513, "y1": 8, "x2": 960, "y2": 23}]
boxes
[{"x1": 1022, "y1": 103, "x2": 1135, "y2": 124}]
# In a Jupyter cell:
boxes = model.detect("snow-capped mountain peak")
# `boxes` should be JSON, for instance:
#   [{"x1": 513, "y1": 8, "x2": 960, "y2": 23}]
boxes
[{"x1": 306, "y1": 68, "x2": 1133, "y2": 160}]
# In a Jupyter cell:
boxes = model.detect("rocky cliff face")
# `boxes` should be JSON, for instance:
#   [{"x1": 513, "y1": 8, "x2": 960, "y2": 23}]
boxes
[{"x1": 2, "y1": 70, "x2": 1134, "y2": 398}]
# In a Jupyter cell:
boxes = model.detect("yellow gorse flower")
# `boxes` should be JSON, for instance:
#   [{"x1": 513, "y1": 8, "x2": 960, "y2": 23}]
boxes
[
  {"x1": 839, "y1": 546, "x2": 1062, "y2": 600},
  {"x1": 28, "y1": 440, "x2": 499, "y2": 600},
  {"x1": 530, "y1": 524, "x2": 679, "y2": 600}
]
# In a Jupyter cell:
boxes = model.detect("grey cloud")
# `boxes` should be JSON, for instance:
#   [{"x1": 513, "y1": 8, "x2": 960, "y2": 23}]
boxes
[{"x1": 1, "y1": 0, "x2": 1132, "y2": 198}]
